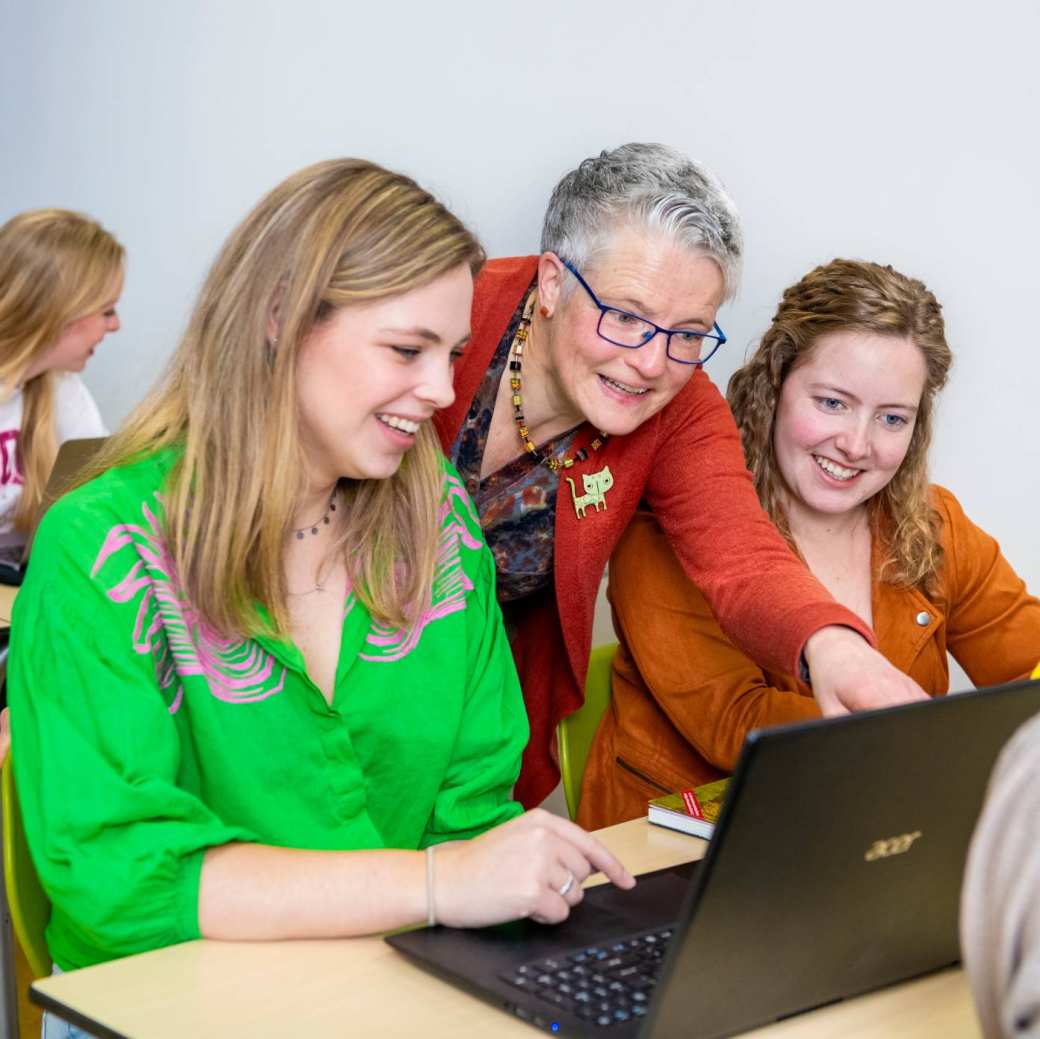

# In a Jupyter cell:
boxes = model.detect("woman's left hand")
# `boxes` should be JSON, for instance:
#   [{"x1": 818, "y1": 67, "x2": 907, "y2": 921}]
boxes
[{"x1": 804, "y1": 626, "x2": 928, "y2": 715}]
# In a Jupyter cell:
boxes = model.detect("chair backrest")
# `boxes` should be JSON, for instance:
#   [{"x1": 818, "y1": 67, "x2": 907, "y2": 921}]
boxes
[
  {"x1": 558, "y1": 643, "x2": 617, "y2": 820},
  {"x1": 2, "y1": 760, "x2": 51, "y2": 978}
]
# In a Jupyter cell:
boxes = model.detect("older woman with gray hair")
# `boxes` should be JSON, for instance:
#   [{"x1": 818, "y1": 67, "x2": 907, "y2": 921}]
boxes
[{"x1": 435, "y1": 142, "x2": 926, "y2": 807}]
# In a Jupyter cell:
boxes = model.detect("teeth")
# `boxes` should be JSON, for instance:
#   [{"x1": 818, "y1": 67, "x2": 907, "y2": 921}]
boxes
[
  {"x1": 813, "y1": 455, "x2": 859, "y2": 481},
  {"x1": 377, "y1": 414, "x2": 420, "y2": 434},
  {"x1": 602, "y1": 375, "x2": 649, "y2": 396}
]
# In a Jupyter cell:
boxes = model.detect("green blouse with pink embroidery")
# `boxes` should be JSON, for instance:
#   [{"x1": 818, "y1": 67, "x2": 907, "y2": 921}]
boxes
[{"x1": 9, "y1": 447, "x2": 527, "y2": 971}]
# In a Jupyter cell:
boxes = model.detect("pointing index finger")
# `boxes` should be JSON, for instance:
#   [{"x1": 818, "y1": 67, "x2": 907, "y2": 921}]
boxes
[{"x1": 540, "y1": 813, "x2": 636, "y2": 890}]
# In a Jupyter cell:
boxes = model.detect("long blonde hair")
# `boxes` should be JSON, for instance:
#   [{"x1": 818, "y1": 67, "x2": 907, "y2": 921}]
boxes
[
  {"x1": 728, "y1": 259, "x2": 952, "y2": 593},
  {"x1": 89, "y1": 158, "x2": 484, "y2": 638},
  {"x1": 0, "y1": 209, "x2": 124, "y2": 530}
]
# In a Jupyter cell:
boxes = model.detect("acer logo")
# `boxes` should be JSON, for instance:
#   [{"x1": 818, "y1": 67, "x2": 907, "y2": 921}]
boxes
[{"x1": 864, "y1": 831, "x2": 923, "y2": 861}]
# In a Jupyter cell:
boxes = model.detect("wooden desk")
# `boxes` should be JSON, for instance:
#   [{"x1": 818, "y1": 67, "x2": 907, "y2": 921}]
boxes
[
  {"x1": 32, "y1": 820, "x2": 981, "y2": 1038},
  {"x1": 0, "y1": 585, "x2": 16, "y2": 627}
]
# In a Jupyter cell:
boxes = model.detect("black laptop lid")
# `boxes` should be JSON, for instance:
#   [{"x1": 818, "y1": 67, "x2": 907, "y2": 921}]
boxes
[{"x1": 645, "y1": 678, "x2": 1040, "y2": 1039}]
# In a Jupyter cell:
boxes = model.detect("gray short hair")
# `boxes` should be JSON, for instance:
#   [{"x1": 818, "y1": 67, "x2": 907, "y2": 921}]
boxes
[{"x1": 540, "y1": 142, "x2": 743, "y2": 300}]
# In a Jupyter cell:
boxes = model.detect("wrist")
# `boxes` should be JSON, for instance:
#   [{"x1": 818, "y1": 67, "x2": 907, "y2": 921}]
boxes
[
  {"x1": 804, "y1": 625, "x2": 865, "y2": 662},
  {"x1": 802, "y1": 626, "x2": 870, "y2": 687},
  {"x1": 425, "y1": 845, "x2": 437, "y2": 927},
  {"x1": 425, "y1": 841, "x2": 462, "y2": 928}
]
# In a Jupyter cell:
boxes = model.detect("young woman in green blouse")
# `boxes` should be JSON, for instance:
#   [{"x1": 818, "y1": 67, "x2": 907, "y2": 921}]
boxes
[{"x1": 9, "y1": 159, "x2": 632, "y2": 986}]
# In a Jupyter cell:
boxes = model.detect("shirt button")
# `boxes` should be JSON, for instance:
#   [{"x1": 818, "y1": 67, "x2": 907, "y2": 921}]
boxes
[{"x1": 915, "y1": 611, "x2": 931, "y2": 626}]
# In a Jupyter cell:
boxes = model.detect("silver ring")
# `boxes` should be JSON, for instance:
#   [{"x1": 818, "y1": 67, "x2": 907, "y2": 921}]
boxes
[{"x1": 558, "y1": 871, "x2": 575, "y2": 897}]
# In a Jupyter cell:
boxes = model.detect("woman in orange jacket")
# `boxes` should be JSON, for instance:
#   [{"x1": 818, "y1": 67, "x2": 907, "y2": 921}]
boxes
[{"x1": 580, "y1": 258, "x2": 1040, "y2": 829}]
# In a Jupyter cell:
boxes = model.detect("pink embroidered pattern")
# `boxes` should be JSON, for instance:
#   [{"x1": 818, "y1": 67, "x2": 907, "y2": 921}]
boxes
[
  {"x1": 94, "y1": 469, "x2": 485, "y2": 696},
  {"x1": 359, "y1": 472, "x2": 482, "y2": 663},
  {"x1": 91, "y1": 495, "x2": 286, "y2": 713}
]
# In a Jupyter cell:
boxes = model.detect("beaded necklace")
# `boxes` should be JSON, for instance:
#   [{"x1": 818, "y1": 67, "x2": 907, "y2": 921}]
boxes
[
  {"x1": 292, "y1": 492, "x2": 338, "y2": 540},
  {"x1": 508, "y1": 290, "x2": 609, "y2": 474}
]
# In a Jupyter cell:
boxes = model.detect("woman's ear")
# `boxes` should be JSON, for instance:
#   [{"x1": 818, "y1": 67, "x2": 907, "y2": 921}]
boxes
[
  {"x1": 536, "y1": 252, "x2": 566, "y2": 319},
  {"x1": 267, "y1": 280, "x2": 287, "y2": 348}
]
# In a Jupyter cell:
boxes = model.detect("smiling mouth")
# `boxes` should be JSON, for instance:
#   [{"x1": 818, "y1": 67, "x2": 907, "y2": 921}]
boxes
[
  {"x1": 376, "y1": 414, "x2": 421, "y2": 435},
  {"x1": 599, "y1": 374, "x2": 650, "y2": 397},
  {"x1": 813, "y1": 454, "x2": 861, "y2": 482}
]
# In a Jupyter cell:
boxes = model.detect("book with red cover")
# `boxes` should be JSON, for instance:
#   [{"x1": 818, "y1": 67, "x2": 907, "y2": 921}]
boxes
[{"x1": 647, "y1": 778, "x2": 729, "y2": 838}]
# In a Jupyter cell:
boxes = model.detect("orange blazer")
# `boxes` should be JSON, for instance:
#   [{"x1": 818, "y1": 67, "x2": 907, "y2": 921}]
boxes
[{"x1": 578, "y1": 485, "x2": 1040, "y2": 830}]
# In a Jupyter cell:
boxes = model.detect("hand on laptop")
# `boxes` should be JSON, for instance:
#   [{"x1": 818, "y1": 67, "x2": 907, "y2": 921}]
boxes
[
  {"x1": 804, "y1": 626, "x2": 928, "y2": 715},
  {"x1": 433, "y1": 809, "x2": 636, "y2": 928}
]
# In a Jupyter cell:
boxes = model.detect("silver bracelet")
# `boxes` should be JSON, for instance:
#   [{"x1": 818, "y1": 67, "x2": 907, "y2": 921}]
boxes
[{"x1": 426, "y1": 845, "x2": 436, "y2": 926}]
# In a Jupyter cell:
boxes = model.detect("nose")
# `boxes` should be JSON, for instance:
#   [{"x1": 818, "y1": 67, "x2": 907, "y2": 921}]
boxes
[
  {"x1": 107, "y1": 311, "x2": 121, "y2": 333},
  {"x1": 416, "y1": 357, "x2": 456, "y2": 411},
  {"x1": 834, "y1": 418, "x2": 872, "y2": 461},
  {"x1": 626, "y1": 330, "x2": 669, "y2": 380}
]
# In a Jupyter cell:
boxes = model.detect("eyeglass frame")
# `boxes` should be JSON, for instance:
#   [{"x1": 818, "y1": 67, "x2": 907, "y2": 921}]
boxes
[{"x1": 560, "y1": 258, "x2": 726, "y2": 366}]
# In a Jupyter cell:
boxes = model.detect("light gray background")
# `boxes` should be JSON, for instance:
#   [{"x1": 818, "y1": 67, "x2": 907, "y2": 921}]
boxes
[{"x1": 3, "y1": 0, "x2": 1038, "y2": 691}]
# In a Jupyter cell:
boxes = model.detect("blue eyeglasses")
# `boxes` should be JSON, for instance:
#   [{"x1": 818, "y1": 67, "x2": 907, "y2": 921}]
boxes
[{"x1": 561, "y1": 259, "x2": 726, "y2": 366}]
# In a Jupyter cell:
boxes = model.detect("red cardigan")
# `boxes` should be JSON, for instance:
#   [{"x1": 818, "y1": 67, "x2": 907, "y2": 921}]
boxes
[{"x1": 435, "y1": 257, "x2": 874, "y2": 807}]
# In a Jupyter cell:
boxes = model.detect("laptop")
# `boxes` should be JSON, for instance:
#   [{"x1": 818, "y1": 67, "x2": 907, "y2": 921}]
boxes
[{"x1": 388, "y1": 677, "x2": 1040, "y2": 1038}]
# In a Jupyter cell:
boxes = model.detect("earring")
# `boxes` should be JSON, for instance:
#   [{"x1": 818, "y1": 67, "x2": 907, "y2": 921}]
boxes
[{"x1": 539, "y1": 305, "x2": 550, "y2": 318}]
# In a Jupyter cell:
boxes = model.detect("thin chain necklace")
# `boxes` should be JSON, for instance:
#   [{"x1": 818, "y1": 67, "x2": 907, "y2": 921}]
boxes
[
  {"x1": 292, "y1": 491, "x2": 338, "y2": 540},
  {"x1": 508, "y1": 290, "x2": 608, "y2": 472}
]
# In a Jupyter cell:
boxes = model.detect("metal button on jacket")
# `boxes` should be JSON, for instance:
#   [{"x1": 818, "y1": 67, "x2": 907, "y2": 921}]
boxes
[{"x1": 915, "y1": 611, "x2": 931, "y2": 627}]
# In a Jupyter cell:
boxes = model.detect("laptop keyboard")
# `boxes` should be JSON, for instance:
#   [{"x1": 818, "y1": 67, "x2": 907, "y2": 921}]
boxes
[{"x1": 499, "y1": 925, "x2": 674, "y2": 1028}]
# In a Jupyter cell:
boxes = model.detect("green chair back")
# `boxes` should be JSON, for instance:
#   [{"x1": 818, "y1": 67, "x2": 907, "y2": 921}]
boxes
[
  {"x1": 2, "y1": 760, "x2": 51, "y2": 978},
  {"x1": 558, "y1": 643, "x2": 617, "y2": 820}
]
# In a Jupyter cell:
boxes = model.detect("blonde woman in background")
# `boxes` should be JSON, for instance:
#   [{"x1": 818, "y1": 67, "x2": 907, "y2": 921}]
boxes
[
  {"x1": 0, "y1": 209, "x2": 123, "y2": 562},
  {"x1": 9, "y1": 161, "x2": 632, "y2": 1037}
]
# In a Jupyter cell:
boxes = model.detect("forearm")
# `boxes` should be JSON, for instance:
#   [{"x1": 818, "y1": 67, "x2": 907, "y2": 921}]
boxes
[
  {"x1": 646, "y1": 388, "x2": 874, "y2": 676},
  {"x1": 199, "y1": 812, "x2": 637, "y2": 939},
  {"x1": 199, "y1": 843, "x2": 427, "y2": 940}
]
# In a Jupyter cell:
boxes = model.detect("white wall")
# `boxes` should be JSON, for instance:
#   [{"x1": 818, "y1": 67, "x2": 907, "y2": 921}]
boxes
[{"x1": 3, "y1": 0, "x2": 1039, "y2": 678}]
